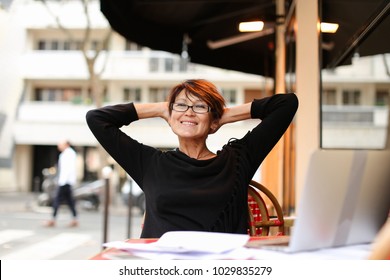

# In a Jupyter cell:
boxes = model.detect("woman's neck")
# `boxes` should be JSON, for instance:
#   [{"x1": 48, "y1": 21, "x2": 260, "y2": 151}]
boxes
[{"x1": 178, "y1": 140, "x2": 215, "y2": 160}]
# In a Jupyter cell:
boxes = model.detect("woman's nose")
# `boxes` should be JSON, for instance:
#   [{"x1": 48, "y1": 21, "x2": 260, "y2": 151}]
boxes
[{"x1": 184, "y1": 107, "x2": 196, "y2": 116}]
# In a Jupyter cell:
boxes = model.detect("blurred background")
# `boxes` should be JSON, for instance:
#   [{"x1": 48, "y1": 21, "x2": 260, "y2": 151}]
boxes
[{"x1": 0, "y1": 0, "x2": 389, "y2": 259}]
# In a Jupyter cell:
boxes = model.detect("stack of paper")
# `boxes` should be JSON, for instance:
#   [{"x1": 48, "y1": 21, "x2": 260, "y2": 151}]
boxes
[{"x1": 103, "y1": 231, "x2": 253, "y2": 259}]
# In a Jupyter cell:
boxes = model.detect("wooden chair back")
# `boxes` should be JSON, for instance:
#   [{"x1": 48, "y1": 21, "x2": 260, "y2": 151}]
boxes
[{"x1": 248, "y1": 180, "x2": 285, "y2": 236}]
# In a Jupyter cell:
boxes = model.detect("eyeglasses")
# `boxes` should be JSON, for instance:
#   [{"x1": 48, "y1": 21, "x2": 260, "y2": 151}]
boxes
[{"x1": 171, "y1": 103, "x2": 210, "y2": 114}]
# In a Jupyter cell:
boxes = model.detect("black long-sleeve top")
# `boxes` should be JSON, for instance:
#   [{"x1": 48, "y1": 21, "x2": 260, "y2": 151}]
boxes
[{"x1": 86, "y1": 93, "x2": 298, "y2": 238}]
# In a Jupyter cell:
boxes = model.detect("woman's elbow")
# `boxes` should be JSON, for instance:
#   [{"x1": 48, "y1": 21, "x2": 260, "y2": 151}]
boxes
[{"x1": 85, "y1": 109, "x2": 97, "y2": 126}]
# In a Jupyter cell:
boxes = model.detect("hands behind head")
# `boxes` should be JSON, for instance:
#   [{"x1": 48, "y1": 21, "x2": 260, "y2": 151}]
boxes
[{"x1": 162, "y1": 102, "x2": 171, "y2": 124}]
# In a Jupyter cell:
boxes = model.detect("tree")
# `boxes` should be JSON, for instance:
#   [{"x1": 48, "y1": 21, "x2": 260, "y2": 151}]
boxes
[
  {"x1": 39, "y1": 0, "x2": 115, "y2": 179},
  {"x1": 39, "y1": 0, "x2": 112, "y2": 108}
]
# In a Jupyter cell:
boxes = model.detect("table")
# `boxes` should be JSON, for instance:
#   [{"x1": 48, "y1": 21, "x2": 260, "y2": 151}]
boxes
[{"x1": 89, "y1": 236, "x2": 288, "y2": 260}]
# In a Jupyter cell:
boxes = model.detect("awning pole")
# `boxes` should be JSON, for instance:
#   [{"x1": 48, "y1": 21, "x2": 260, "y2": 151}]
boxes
[{"x1": 262, "y1": 0, "x2": 287, "y2": 207}]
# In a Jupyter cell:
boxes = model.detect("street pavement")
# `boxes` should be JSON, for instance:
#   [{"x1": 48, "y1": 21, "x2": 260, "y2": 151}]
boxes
[{"x1": 0, "y1": 191, "x2": 142, "y2": 260}]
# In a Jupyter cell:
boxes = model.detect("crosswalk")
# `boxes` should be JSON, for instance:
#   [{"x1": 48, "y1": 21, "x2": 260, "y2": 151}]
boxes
[
  {"x1": 0, "y1": 229, "x2": 93, "y2": 260},
  {"x1": 0, "y1": 229, "x2": 35, "y2": 245}
]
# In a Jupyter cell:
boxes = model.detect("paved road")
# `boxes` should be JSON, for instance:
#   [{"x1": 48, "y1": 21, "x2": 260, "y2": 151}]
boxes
[{"x1": 0, "y1": 192, "x2": 142, "y2": 260}]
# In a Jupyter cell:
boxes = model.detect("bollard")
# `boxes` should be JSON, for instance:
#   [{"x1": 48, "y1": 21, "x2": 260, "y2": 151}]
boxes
[
  {"x1": 101, "y1": 166, "x2": 112, "y2": 248},
  {"x1": 126, "y1": 180, "x2": 133, "y2": 238}
]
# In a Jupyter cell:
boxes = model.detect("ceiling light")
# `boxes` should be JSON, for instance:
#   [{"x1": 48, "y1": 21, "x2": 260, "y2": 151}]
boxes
[
  {"x1": 320, "y1": 22, "x2": 339, "y2": 33},
  {"x1": 239, "y1": 21, "x2": 264, "y2": 32}
]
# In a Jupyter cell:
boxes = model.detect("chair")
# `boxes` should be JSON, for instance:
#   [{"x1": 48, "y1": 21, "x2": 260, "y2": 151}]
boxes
[{"x1": 247, "y1": 180, "x2": 285, "y2": 236}]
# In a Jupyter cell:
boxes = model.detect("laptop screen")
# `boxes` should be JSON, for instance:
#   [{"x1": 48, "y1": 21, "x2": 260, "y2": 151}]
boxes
[{"x1": 289, "y1": 149, "x2": 390, "y2": 252}]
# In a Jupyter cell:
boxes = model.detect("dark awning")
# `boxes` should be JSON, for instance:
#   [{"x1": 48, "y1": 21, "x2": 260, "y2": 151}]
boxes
[{"x1": 100, "y1": 0, "x2": 390, "y2": 77}]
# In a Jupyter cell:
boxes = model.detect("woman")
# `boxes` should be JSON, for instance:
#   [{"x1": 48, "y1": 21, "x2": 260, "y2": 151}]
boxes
[{"x1": 86, "y1": 79, "x2": 298, "y2": 238}]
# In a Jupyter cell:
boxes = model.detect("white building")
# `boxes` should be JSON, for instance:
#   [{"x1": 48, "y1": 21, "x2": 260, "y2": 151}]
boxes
[
  {"x1": 0, "y1": 0, "x2": 271, "y2": 192},
  {"x1": 321, "y1": 55, "x2": 390, "y2": 148},
  {"x1": 0, "y1": 0, "x2": 389, "y2": 192}
]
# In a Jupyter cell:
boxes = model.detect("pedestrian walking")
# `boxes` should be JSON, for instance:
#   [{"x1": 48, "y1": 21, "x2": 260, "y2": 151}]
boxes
[{"x1": 44, "y1": 140, "x2": 79, "y2": 227}]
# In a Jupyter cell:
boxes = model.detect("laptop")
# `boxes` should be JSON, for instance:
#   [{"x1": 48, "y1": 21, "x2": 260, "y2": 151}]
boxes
[{"x1": 248, "y1": 149, "x2": 390, "y2": 253}]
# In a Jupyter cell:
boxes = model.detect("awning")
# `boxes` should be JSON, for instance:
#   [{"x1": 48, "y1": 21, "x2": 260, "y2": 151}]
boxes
[{"x1": 100, "y1": 0, "x2": 390, "y2": 77}]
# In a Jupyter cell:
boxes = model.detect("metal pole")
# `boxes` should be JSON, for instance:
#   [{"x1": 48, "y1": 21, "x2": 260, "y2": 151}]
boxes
[
  {"x1": 327, "y1": 0, "x2": 390, "y2": 69},
  {"x1": 126, "y1": 180, "x2": 133, "y2": 238},
  {"x1": 102, "y1": 177, "x2": 109, "y2": 246},
  {"x1": 263, "y1": 0, "x2": 286, "y2": 204},
  {"x1": 102, "y1": 166, "x2": 112, "y2": 248}
]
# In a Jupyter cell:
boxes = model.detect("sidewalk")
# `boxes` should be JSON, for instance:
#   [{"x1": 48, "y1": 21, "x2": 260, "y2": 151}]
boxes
[
  {"x1": 0, "y1": 191, "x2": 130, "y2": 216},
  {"x1": 0, "y1": 192, "x2": 36, "y2": 213}
]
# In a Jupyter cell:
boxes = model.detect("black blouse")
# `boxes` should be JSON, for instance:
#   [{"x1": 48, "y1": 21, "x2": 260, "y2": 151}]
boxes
[{"x1": 86, "y1": 93, "x2": 298, "y2": 238}]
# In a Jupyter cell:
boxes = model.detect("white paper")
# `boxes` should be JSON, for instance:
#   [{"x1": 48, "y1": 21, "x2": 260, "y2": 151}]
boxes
[
  {"x1": 155, "y1": 231, "x2": 250, "y2": 253},
  {"x1": 103, "y1": 231, "x2": 372, "y2": 260},
  {"x1": 104, "y1": 231, "x2": 250, "y2": 254}
]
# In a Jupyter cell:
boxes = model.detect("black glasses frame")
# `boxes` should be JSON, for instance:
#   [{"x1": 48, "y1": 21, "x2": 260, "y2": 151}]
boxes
[{"x1": 170, "y1": 103, "x2": 210, "y2": 114}]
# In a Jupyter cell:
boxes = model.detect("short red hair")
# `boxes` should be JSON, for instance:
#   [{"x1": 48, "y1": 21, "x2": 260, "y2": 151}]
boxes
[{"x1": 167, "y1": 79, "x2": 226, "y2": 120}]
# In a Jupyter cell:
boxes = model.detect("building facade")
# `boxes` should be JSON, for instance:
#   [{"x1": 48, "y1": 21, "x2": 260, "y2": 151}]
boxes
[
  {"x1": 0, "y1": 0, "x2": 389, "y2": 192},
  {"x1": 0, "y1": 0, "x2": 272, "y2": 192}
]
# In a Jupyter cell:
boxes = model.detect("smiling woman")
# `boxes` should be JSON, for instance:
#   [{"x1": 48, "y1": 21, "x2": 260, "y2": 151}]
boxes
[
  {"x1": 86, "y1": 79, "x2": 298, "y2": 238},
  {"x1": 164, "y1": 80, "x2": 226, "y2": 157}
]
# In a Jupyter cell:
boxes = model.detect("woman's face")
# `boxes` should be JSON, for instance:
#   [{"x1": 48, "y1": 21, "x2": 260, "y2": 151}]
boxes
[{"x1": 169, "y1": 90, "x2": 216, "y2": 140}]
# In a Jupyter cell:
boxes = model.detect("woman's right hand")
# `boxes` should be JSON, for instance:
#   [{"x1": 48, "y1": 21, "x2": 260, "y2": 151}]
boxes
[
  {"x1": 160, "y1": 102, "x2": 170, "y2": 124},
  {"x1": 134, "y1": 102, "x2": 170, "y2": 124},
  {"x1": 217, "y1": 103, "x2": 252, "y2": 127}
]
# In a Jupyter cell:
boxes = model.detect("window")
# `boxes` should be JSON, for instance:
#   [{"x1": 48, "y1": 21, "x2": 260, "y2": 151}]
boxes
[
  {"x1": 322, "y1": 88, "x2": 337, "y2": 105},
  {"x1": 149, "y1": 57, "x2": 159, "y2": 72},
  {"x1": 164, "y1": 58, "x2": 174, "y2": 72},
  {"x1": 342, "y1": 89, "x2": 361, "y2": 105},
  {"x1": 376, "y1": 90, "x2": 389, "y2": 106},
  {"x1": 37, "y1": 40, "x2": 47, "y2": 50},
  {"x1": 35, "y1": 39, "x2": 97, "y2": 51},
  {"x1": 123, "y1": 87, "x2": 141, "y2": 102},
  {"x1": 63, "y1": 41, "x2": 71, "y2": 50},
  {"x1": 149, "y1": 87, "x2": 170, "y2": 102},
  {"x1": 221, "y1": 88, "x2": 237, "y2": 104},
  {"x1": 50, "y1": 40, "x2": 59, "y2": 50},
  {"x1": 149, "y1": 56, "x2": 189, "y2": 72},
  {"x1": 34, "y1": 88, "x2": 61, "y2": 101},
  {"x1": 34, "y1": 87, "x2": 82, "y2": 102}
]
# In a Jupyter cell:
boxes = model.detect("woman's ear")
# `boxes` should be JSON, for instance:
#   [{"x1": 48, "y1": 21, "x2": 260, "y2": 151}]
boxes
[{"x1": 209, "y1": 119, "x2": 219, "y2": 134}]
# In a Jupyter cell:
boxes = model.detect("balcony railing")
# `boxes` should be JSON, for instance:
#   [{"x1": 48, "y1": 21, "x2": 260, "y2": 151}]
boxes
[
  {"x1": 20, "y1": 50, "x2": 268, "y2": 82},
  {"x1": 322, "y1": 105, "x2": 389, "y2": 149},
  {"x1": 322, "y1": 105, "x2": 388, "y2": 127}
]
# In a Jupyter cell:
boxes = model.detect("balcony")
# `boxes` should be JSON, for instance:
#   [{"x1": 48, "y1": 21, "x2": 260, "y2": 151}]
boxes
[
  {"x1": 14, "y1": 102, "x2": 94, "y2": 145},
  {"x1": 322, "y1": 105, "x2": 389, "y2": 149},
  {"x1": 21, "y1": 51, "x2": 89, "y2": 79},
  {"x1": 14, "y1": 102, "x2": 257, "y2": 149},
  {"x1": 20, "y1": 50, "x2": 267, "y2": 84}
]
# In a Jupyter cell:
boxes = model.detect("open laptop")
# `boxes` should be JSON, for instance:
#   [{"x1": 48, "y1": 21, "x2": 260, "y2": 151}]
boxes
[{"x1": 248, "y1": 149, "x2": 390, "y2": 253}]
